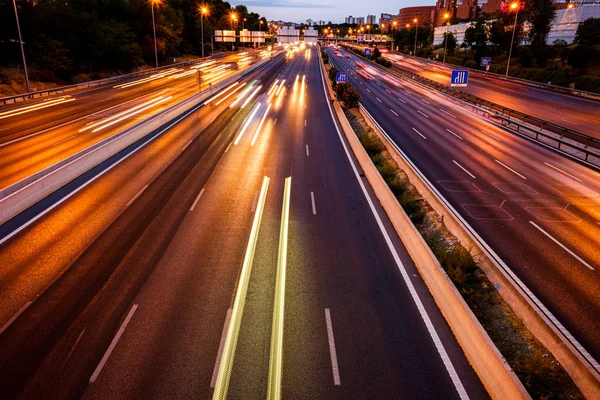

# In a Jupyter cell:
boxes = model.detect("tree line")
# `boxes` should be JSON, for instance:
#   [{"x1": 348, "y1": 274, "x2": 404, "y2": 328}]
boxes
[{"x1": 0, "y1": 0, "x2": 267, "y2": 82}]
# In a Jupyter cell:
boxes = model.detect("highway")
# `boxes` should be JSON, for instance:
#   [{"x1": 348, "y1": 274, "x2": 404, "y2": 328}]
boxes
[
  {"x1": 0, "y1": 51, "x2": 267, "y2": 191},
  {"x1": 0, "y1": 46, "x2": 487, "y2": 399},
  {"x1": 328, "y1": 47, "x2": 600, "y2": 370},
  {"x1": 381, "y1": 51, "x2": 600, "y2": 138}
]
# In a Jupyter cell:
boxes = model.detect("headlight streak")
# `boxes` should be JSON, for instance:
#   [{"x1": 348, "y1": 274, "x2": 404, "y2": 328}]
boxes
[
  {"x1": 234, "y1": 103, "x2": 261, "y2": 145},
  {"x1": 91, "y1": 96, "x2": 172, "y2": 132},
  {"x1": 215, "y1": 83, "x2": 247, "y2": 106},
  {"x1": 267, "y1": 79, "x2": 279, "y2": 96},
  {"x1": 204, "y1": 82, "x2": 239, "y2": 105},
  {"x1": 0, "y1": 96, "x2": 76, "y2": 120},
  {"x1": 293, "y1": 75, "x2": 299, "y2": 92},
  {"x1": 79, "y1": 96, "x2": 166, "y2": 132},
  {"x1": 241, "y1": 86, "x2": 262, "y2": 109},
  {"x1": 251, "y1": 103, "x2": 272, "y2": 146},
  {"x1": 229, "y1": 80, "x2": 257, "y2": 108},
  {"x1": 113, "y1": 68, "x2": 180, "y2": 89}
]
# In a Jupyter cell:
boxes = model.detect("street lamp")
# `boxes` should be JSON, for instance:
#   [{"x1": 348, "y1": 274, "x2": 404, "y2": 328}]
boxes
[
  {"x1": 413, "y1": 18, "x2": 418, "y2": 57},
  {"x1": 230, "y1": 12, "x2": 237, "y2": 51},
  {"x1": 200, "y1": 5, "x2": 208, "y2": 58},
  {"x1": 506, "y1": 1, "x2": 521, "y2": 77},
  {"x1": 151, "y1": 0, "x2": 161, "y2": 68},
  {"x1": 11, "y1": 0, "x2": 30, "y2": 93},
  {"x1": 392, "y1": 21, "x2": 397, "y2": 52},
  {"x1": 442, "y1": 12, "x2": 450, "y2": 64},
  {"x1": 243, "y1": 18, "x2": 247, "y2": 30},
  {"x1": 567, "y1": 2, "x2": 574, "y2": 8}
]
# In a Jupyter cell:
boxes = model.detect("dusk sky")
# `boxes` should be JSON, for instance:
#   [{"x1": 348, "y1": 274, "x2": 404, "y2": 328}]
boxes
[{"x1": 230, "y1": 0, "x2": 424, "y2": 24}]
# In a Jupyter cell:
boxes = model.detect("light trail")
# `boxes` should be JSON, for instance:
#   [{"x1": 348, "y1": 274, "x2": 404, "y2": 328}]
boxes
[
  {"x1": 91, "y1": 96, "x2": 172, "y2": 132},
  {"x1": 79, "y1": 96, "x2": 166, "y2": 132},
  {"x1": 0, "y1": 96, "x2": 76, "y2": 120}
]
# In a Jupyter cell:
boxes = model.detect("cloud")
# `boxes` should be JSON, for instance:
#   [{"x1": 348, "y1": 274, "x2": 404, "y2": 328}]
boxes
[{"x1": 237, "y1": 0, "x2": 336, "y2": 8}]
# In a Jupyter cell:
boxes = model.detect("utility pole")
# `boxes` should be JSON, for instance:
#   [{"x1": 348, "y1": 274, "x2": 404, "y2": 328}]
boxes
[
  {"x1": 12, "y1": 0, "x2": 30, "y2": 93},
  {"x1": 413, "y1": 18, "x2": 418, "y2": 57},
  {"x1": 506, "y1": 2, "x2": 521, "y2": 77},
  {"x1": 151, "y1": 0, "x2": 159, "y2": 68}
]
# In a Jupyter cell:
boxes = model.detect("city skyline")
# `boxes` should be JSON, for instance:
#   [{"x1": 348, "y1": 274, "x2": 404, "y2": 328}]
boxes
[{"x1": 230, "y1": 0, "x2": 425, "y2": 23}]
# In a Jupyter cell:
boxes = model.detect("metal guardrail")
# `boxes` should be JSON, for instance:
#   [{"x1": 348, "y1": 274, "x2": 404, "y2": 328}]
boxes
[
  {"x1": 0, "y1": 52, "x2": 232, "y2": 106},
  {"x1": 341, "y1": 45, "x2": 600, "y2": 167}
]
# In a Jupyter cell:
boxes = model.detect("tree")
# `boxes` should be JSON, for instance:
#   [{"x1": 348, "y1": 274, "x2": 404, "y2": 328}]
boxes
[
  {"x1": 552, "y1": 39, "x2": 568, "y2": 65},
  {"x1": 568, "y1": 44, "x2": 596, "y2": 71},
  {"x1": 575, "y1": 17, "x2": 600, "y2": 45},
  {"x1": 464, "y1": 20, "x2": 490, "y2": 59},
  {"x1": 525, "y1": 0, "x2": 556, "y2": 66},
  {"x1": 442, "y1": 32, "x2": 457, "y2": 54}
]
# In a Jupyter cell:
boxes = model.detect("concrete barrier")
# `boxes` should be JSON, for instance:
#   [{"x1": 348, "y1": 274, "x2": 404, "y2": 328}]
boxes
[
  {"x1": 318, "y1": 50, "x2": 529, "y2": 400},
  {"x1": 358, "y1": 102, "x2": 600, "y2": 399},
  {"x1": 0, "y1": 55, "x2": 279, "y2": 226}
]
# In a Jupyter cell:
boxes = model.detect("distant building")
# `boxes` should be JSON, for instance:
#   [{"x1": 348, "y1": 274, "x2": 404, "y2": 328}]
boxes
[
  {"x1": 345, "y1": 16, "x2": 354, "y2": 24},
  {"x1": 318, "y1": 20, "x2": 326, "y2": 26},
  {"x1": 367, "y1": 15, "x2": 376, "y2": 25},
  {"x1": 397, "y1": 6, "x2": 436, "y2": 28},
  {"x1": 306, "y1": 18, "x2": 314, "y2": 26},
  {"x1": 356, "y1": 16, "x2": 365, "y2": 25},
  {"x1": 379, "y1": 13, "x2": 396, "y2": 32}
]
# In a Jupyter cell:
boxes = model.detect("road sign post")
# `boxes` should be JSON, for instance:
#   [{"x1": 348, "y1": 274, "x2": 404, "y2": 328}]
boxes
[
  {"x1": 480, "y1": 57, "x2": 491, "y2": 68},
  {"x1": 450, "y1": 70, "x2": 469, "y2": 87}
]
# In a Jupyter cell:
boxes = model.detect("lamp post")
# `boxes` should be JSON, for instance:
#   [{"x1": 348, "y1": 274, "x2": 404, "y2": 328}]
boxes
[
  {"x1": 151, "y1": 0, "x2": 160, "y2": 68},
  {"x1": 200, "y1": 6, "x2": 208, "y2": 58},
  {"x1": 413, "y1": 18, "x2": 418, "y2": 57},
  {"x1": 11, "y1": 0, "x2": 30, "y2": 93},
  {"x1": 506, "y1": 1, "x2": 521, "y2": 77},
  {"x1": 442, "y1": 12, "x2": 450, "y2": 64},
  {"x1": 392, "y1": 21, "x2": 397, "y2": 52},
  {"x1": 230, "y1": 12, "x2": 237, "y2": 51}
]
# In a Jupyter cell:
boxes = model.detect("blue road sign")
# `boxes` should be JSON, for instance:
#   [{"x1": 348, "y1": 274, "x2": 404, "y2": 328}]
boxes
[
  {"x1": 357, "y1": 34, "x2": 364, "y2": 42},
  {"x1": 364, "y1": 48, "x2": 372, "y2": 56},
  {"x1": 451, "y1": 70, "x2": 469, "y2": 87},
  {"x1": 480, "y1": 57, "x2": 491, "y2": 67},
  {"x1": 336, "y1": 72, "x2": 349, "y2": 83}
]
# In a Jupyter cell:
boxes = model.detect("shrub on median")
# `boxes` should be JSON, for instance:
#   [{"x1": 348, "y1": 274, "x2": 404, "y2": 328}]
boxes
[{"x1": 334, "y1": 81, "x2": 360, "y2": 109}]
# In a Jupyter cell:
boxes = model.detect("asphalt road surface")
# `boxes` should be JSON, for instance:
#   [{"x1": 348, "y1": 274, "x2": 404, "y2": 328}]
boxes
[
  {"x1": 380, "y1": 50, "x2": 600, "y2": 138},
  {"x1": 329, "y1": 46, "x2": 600, "y2": 373},
  {"x1": 0, "y1": 47, "x2": 487, "y2": 399}
]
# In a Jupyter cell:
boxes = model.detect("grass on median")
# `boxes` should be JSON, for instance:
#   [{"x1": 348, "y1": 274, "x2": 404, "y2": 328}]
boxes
[{"x1": 343, "y1": 107, "x2": 583, "y2": 400}]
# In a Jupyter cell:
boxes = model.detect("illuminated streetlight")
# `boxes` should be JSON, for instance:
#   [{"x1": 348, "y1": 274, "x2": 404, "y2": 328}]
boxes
[
  {"x1": 506, "y1": 1, "x2": 522, "y2": 76},
  {"x1": 413, "y1": 18, "x2": 418, "y2": 57},
  {"x1": 200, "y1": 5, "x2": 208, "y2": 58},
  {"x1": 443, "y1": 12, "x2": 450, "y2": 64},
  {"x1": 567, "y1": 3, "x2": 574, "y2": 8},
  {"x1": 11, "y1": 0, "x2": 30, "y2": 93},
  {"x1": 230, "y1": 12, "x2": 237, "y2": 51},
  {"x1": 151, "y1": 0, "x2": 161, "y2": 68},
  {"x1": 392, "y1": 20, "x2": 397, "y2": 52}
]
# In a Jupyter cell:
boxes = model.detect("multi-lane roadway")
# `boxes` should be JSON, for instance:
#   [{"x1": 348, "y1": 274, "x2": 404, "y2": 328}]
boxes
[
  {"x1": 328, "y1": 46, "x2": 600, "y2": 370},
  {"x1": 381, "y1": 51, "x2": 600, "y2": 138},
  {"x1": 0, "y1": 46, "x2": 488, "y2": 399}
]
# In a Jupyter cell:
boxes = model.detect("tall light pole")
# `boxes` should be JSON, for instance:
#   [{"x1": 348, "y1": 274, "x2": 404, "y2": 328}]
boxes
[
  {"x1": 12, "y1": 0, "x2": 30, "y2": 93},
  {"x1": 200, "y1": 6, "x2": 208, "y2": 58},
  {"x1": 506, "y1": 1, "x2": 521, "y2": 77},
  {"x1": 230, "y1": 12, "x2": 237, "y2": 51},
  {"x1": 392, "y1": 21, "x2": 397, "y2": 52},
  {"x1": 442, "y1": 12, "x2": 450, "y2": 64},
  {"x1": 151, "y1": 0, "x2": 160, "y2": 68},
  {"x1": 413, "y1": 18, "x2": 418, "y2": 57}
]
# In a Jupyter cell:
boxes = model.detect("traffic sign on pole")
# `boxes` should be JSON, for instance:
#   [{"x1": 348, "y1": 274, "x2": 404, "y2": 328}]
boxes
[
  {"x1": 450, "y1": 70, "x2": 469, "y2": 87},
  {"x1": 335, "y1": 72, "x2": 348, "y2": 83},
  {"x1": 480, "y1": 57, "x2": 491, "y2": 67}
]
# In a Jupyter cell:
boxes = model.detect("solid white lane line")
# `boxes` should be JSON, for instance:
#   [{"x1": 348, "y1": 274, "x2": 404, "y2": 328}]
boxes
[
  {"x1": 495, "y1": 160, "x2": 527, "y2": 180},
  {"x1": 324, "y1": 309, "x2": 341, "y2": 386},
  {"x1": 421, "y1": 99, "x2": 430, "y2": 104},
  {"x1": 417, "y1": 110, "x2": 429, "y2": 119},
  {"x1": 251, "y1": 190, "x2": 259, "y2": 212},
  {"x1": 398, "y1": 97, "x2": 406, "y2": 104},
  {"x1": 211, "y1": 309, "x2": 232, "y2": 388},
  {"x1": 391, "y1": 109, "x2": 398, "y2": 116},
  {"x1": 529, "y1": 221, "x2": 594, "y2": 270},
  {"x1": 0, "y1": 301, "x2": 32, "y2": 336},
  {"x1": 126, "y1": 185, "x2": 149, "y2": 208},
  {"x1": 376, "y1": 97, "x2": 382, "y2": 103},
  {"x1": 481, "y1": 130, "x2": 501, "y2": 141},
  {"x1": 310, "y1": 191, "x2": 317, "y2": 215},
  {"x1": 52, "y1": 135, "x2": 78, "y2": 147},
  {"x1": 213, "y1": 177, "x2": 270, "y2": 399},
  {"x1": 319, "y1": 61, "x2": 469, "y2": 400},
  {"x1": 306, "y1": 145, "x2": 310, "y2": 156},
  {"x1": 90, "y1": 304, "x2": 138, "y2": 383},
  {"x1": 544, "y1": 162, "x2": 582, "y2": 182},
  {"x1": 440, "y1": 109, "x2": 457, "y2": 119},
  {"x1": 366, "y1": 88, "x2": 371, "y2": 93},
  {"x1": 445, "y1": 129, "x2": 463, "y2": 140},
  {"x1": 453, "y1": 160, "x2": 476, "y2": 179},
  {"x1": 190, "y1": 188, "x2": 205, "y2": 211},
  {"x1": 412, "y1": 127, "x2": 427, "y2": 140}
]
